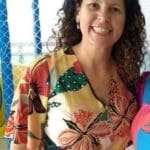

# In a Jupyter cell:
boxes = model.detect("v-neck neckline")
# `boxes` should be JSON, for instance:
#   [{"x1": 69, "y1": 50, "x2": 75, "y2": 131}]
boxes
[
  {"x1": 64, "y1": 47, "x2": 117, "y2": 107},
  {"x1": 58, "y1": 47, "x2": 135, "y2": 111}
]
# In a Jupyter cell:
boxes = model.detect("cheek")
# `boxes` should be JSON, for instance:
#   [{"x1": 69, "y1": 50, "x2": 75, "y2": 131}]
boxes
[
  {"x1": 80, "y1": 16, "x2": 93, "y2": 32},
  {"x1": 79, "y1": 21, "x2": 89, "y2": 35},
  {"x1": 120, "y1": 17, "x2": 126, "y2": 31},
  {"x1": 115, "y1": 18, "x2": 125, "y2": 35}
]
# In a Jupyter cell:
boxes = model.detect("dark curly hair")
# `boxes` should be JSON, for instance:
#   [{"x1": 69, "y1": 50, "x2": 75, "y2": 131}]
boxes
[{"x1": 50, "y1": 0, "x2": 147, "y2": 92}]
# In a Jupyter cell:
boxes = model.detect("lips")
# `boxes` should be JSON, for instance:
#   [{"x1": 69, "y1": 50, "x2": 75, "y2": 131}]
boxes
[{"x1": 92, "y1": 26, "x2": 111, "y2": 35}]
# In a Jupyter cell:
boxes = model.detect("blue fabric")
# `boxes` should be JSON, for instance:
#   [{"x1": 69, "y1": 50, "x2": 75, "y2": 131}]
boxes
[
  {"x1": 143, "y1": 76, "x2": 150, "y2": 104},
  {"x1": 137, "y1": 129, "x2": 150, "y2": 150},
  {"x1": 136, "y1": 74, "x2": 150, "y2": 149}
]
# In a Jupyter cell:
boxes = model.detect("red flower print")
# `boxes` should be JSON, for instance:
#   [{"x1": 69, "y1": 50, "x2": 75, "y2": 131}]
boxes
[
  {"x1": 73, "y1": 109, "x2": 93, "y2": 128},
  {"x1": 14, "y1": 128, "x2": 27, "y2": 144},
  {"x1": 58, "y1": 110, "x2": 113, "y2": 149},
  {"x1": 89, "y1": 122, "x2": 113, "y2": 138},
  {"x1": 5, "y1": 111, "x2": 15, "y2": 137},
  {"x1": 59, "y1": 129, "x2": 80, "y2": 146},
  {"x1": 14, "y1": 100, "x2": 28, "y2": 143},
  {"x1": 5, "y1": 100, "x2": 28, "y2": 144},
  {"x1": 70, "y1": 135, "x2": 93, "y2": 150},
  {"x1": 109, "y1": 95, "x2": 137, "y2": 137},
  {"x1": 73, "y1": 61, "x2": 83, "y2": 74}
]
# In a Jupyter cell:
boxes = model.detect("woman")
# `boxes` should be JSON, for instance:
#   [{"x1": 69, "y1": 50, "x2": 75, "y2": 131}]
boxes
[{"x1": 5, "y1": 0, "x2": 146, "y2": 149}]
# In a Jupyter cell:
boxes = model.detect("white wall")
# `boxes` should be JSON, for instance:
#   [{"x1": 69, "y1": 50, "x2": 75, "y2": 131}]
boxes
[{"x1": 140, "y1": 0, "x2": 150, "y2": 49}]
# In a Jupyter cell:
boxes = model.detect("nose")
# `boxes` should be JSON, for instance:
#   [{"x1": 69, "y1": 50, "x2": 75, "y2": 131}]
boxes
[{"x1": 97, "y1": 9, "x2": 110, "y2": 23}]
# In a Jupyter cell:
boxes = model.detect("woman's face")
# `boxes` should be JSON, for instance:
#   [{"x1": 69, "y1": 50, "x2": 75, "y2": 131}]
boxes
[{"x1": 76, "y1": 0, "x2": 126, "y2": 50}]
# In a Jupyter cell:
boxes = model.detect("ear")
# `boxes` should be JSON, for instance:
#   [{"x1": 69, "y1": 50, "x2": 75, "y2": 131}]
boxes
[{"x1": 75, "y1": 3, "x2": 81, "y2": 23}]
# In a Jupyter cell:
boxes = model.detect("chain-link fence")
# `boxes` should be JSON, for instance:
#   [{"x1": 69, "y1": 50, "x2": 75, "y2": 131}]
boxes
[
  {"x1": 0, "y1": 0, "x2": 14, "y2": 136},
  {"x1": 0, "y1": 1, "x2": 61, "y2": 142},
  {"x1": 0, "y1": 0, "x2": 60, "y2": 149}
]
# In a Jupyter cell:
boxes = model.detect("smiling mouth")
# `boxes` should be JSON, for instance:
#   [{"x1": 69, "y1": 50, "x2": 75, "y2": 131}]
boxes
[{"x1": 92, "y1": 26, "x2": 111, "y2": 35}]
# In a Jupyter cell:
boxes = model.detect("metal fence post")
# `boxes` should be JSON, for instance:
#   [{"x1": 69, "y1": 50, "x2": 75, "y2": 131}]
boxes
[
  {"x1": 32, "y1": 0, "x2": 42, "y2": 56},
  {"x1": 0, "y1": 0, "x2": 14, "y2": 120}
]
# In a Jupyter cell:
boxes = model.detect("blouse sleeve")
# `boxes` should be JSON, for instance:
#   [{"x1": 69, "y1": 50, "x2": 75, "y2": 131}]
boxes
[{"x1": 5, "y1": 55, "x2": 51, "y2": 149}]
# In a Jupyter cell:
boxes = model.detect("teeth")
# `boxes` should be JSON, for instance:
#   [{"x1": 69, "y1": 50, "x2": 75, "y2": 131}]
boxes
[{"x1": 93, "y1": 27, "x2": 109, "y2": 34}]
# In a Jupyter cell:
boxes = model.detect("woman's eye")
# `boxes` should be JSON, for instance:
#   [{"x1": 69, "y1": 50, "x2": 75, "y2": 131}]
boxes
[
  {"x1": 111, "y1": 7, "x2": 121, "y2": 12},
  {"x1": 88, "y1": 3, "x2": 99, "y2": 10}
]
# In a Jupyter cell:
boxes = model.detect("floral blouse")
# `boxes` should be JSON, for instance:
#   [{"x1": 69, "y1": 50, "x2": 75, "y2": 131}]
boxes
[{"x1": 5, "y1": 48, "x2": 138, "y2": 150}]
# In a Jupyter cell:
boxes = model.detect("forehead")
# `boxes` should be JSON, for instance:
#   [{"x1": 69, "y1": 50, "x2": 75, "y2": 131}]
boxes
[{"x1": 83, "y1": 0, "x2": 125, "y2": 5}]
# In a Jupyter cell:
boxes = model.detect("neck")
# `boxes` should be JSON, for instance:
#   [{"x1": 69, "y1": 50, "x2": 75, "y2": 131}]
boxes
[{"x1": 73, "y1": 43, "x2": 114, "y2": 73}]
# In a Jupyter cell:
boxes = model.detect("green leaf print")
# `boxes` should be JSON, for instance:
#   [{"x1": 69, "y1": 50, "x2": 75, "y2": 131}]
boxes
[
  {"x1": 87, "y1": 110, "x2": 109, "y2": 130},
  {"x1": 51, "y1": 67, "x2": 87, "y2": 96},
  {"x1": 48, "y1": 101, "x2": 61, "y2": 108},
  {"x1": 99, "y1": 110, "x2": 109, "y2": 121},
  {"x1": 28, "y1": 131, "x2": 41, "y2": 140}
]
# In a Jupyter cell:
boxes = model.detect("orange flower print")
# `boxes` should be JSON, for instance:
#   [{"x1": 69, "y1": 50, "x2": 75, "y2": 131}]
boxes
[
  {"x1": 5, "y1": 111, "x2": 15, "y2": 137},
  {"x1": 59, "y1": 130, "x2": 80, "y2": 147},
  {"x1": 73, "y1": 109, "x2": 93, "y2": 128},
  {"x1": 5, "y1": 100, "x2": 28, "y2": 144},
  {"x1": 108, "y1": 78, "x2": 137, "y2": 138},
  {"x1": 58, "y1": 110, "x2": 113, "y2": 149},
  {"x1": 108, "y1": 95, "x2": 137, "y2": 137}
]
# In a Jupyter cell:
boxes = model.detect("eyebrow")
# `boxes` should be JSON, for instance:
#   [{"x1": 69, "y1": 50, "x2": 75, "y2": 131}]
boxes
[{"x1": 91, "y1": 0, "x2": 123, "y2": 6}]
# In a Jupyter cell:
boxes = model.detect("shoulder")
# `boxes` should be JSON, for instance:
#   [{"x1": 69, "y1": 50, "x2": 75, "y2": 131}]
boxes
[
  {"x1": 26, "y1": 48, "x2": 69, "y2": 77},
  {"x1": 29, "y1": 54, "x2": 51, "y2": 73},
  {"x1": 19, "y1": 54, "x2": 52, "y2": 84},
  {"x1": 27, "y1": 49, "x2": 65, "y2": 77}
]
